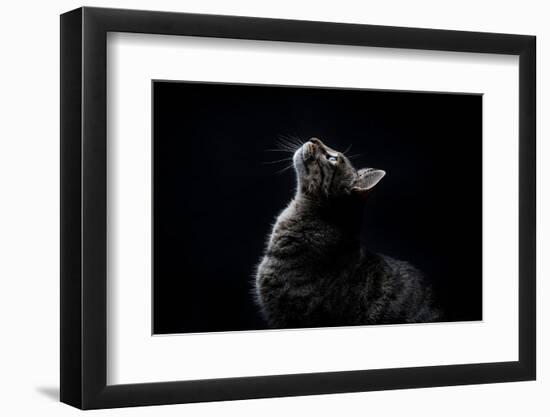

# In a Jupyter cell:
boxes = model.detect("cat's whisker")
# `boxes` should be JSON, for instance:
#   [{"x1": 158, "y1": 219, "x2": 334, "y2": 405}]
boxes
[
  {"x1": 275, "y1": 144, "x2": 299, "y2": 154},
  {"x1": 275, "y1": 145, "x2": 297, "y2": 154},
  {"x1": 347, "y1": 153, "x2": 363, "y2": 160},
  {"x1": 264, "y1": 149, "x2": 294, "y2": 153},
  {"x1": 278, "y1": 133, "x2": 298, "y2": 143},
  {"x1": 275, "y1": 164, "x2": 295, "y2": 175},
  {"x1": 276, "y1": 140, "x2": 298, "y2": 150},
  {"x1": 276, "y1": 139, "x2": 299, "y2": 152},
  {"x1": 262, "y1": 157, "x2": 294, "y2": 165},
  {"x1": 285, "y1": 134, "x2": 305, "y2": 149},
  {"x1": 343, "y1": 143, "x2": 353, "y2": 155},
  {"x1": 275, "y1": 136, "x2": 295, "y2": 146},
  {"x1": 277, "y1": 134, "x2": 303, "y2": 151}
]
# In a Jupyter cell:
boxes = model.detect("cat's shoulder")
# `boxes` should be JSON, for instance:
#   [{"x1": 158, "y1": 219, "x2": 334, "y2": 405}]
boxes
[{"x1": 376, "y1": 253, "x2": 424, "y2": 281}]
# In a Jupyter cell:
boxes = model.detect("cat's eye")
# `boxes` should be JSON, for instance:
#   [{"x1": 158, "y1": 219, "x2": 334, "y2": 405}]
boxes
[{"x1": 327, "y1": 155, "x2": 338, "y2": 163}]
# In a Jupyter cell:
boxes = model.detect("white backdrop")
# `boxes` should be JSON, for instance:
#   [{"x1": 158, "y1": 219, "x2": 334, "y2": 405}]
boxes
[{"x1": 0, "y1": 0, "x2": 546, "y2": 416}]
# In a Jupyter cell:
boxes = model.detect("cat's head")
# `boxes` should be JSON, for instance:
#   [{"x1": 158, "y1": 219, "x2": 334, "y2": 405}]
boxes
[{"x1": 293, "y1": 138, "x2": 385, "y2": 202}]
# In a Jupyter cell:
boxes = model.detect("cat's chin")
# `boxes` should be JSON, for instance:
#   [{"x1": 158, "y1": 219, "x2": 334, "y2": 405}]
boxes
[{"x1": 292, "y1": 147, "x2": 306, "y2": 177}]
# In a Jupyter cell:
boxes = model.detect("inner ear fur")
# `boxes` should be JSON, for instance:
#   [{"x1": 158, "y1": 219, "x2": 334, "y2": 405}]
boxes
[{"x1": 351, "y1": 168, "x2": 386, "y2": 198}]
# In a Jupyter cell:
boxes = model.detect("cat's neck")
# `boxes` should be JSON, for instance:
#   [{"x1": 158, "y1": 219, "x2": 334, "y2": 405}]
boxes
[
  {"x1": 281, "y1": 195, "x2": 365, "y2": 253},
  {"x1": 295, "y1": 195, "x2": 365, "y2": 234}
]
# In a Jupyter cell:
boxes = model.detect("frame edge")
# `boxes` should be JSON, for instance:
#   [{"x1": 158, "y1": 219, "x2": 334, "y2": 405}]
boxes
[
  {"x1": 518, "y1": 35, "x2": 536, "y2": 381},
  {"x1": 60, "y1": 7, "x2": 84, "y2": 409}
]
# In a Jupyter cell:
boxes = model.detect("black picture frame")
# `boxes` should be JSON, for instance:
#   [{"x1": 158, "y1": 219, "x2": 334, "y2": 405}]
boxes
[{"x1": 60, "y1": 6, "x2": 536, "y2": 410}]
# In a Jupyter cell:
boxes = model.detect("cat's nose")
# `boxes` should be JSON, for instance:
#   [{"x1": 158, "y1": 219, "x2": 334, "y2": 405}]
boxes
[{"x1": 308, "y1": 138, "x2": 324, "y2": 147}]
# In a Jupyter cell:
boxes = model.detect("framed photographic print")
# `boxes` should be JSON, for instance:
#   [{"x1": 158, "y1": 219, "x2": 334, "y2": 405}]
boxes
[{"x1": 60, "y1": 6, "x2": 536, "y2": 409}]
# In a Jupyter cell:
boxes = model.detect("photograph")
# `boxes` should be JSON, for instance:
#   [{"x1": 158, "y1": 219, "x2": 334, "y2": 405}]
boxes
[{"x1": 152, "y1": 81, "x2": 482, "y2": 334}]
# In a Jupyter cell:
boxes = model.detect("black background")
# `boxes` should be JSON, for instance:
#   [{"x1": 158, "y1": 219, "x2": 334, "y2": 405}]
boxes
[{"x1": 153, "y1": 81, "x2": 482, "y2": 334}]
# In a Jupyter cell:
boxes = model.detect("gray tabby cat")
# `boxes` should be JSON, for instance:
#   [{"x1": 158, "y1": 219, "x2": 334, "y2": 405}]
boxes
[{"x1": 255, "y1": 138, "x2": 441, "y2": 328}]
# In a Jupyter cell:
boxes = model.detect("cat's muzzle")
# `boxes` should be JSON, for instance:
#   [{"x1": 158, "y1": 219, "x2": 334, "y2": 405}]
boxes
[{"x1": 301, "y1": 141, "x2": 318, "y2": 161}]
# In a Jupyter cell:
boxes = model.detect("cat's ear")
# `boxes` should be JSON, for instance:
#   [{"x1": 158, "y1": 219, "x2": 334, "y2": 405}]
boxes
[{"x1": 351, "y1": 168, "x2": 386, "y2": 198}]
